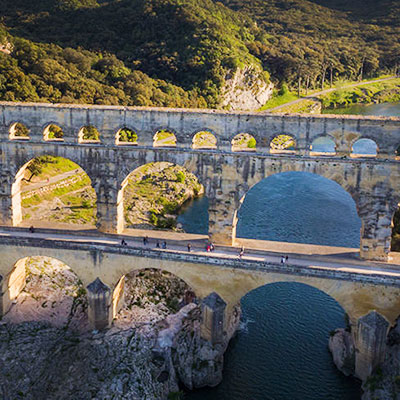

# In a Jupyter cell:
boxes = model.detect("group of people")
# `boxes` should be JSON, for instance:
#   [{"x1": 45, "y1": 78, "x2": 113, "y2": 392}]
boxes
[{"x1": 281, "y1": 255, "x2": 289, "y2": 263}]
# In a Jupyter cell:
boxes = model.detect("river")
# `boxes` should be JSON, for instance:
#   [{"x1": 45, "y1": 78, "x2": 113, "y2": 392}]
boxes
[{"x1": 180, "y1": 102, "x2": 400, "y2": 400}]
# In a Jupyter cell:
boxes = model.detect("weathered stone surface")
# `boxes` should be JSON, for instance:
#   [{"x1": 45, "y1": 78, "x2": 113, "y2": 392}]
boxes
[
  {"x1": 329, "y1": 328, "x2": 355, "y2": 376},
  {"x1": 355, "y1": 311, "x2": 390, "y2": 381},
  {"x1": 362, "y1": 317, "x2": 400, "y2": 400},
  {"x1": 1, "y1": 102, "x2": 400, "y2": 260}
]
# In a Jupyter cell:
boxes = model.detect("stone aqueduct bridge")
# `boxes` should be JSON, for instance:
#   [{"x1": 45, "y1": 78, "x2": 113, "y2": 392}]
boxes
[
  {"x1": 0, "y1": 235, "x2": 400, "y2": 380},
  {"x1": 1, "y1": 101, "x2": 400, "y2": 263}
]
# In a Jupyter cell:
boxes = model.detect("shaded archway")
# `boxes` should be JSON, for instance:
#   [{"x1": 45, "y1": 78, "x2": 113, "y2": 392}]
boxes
[
  {"x1": 113, "y1": 268, "x2": 196, "y2": 328},
  {"x1": 235, "y1": 171, "x2": 361, "y2": 248},
  {"x1": 190, "y1": 282, "x2": 360, "y2": 399},
  {"x1": 153, "y1": 129, "x2": 176, "y2": 147},
  {"x1": 192, "y1": 130, "x2": 217, "y2": 150},
  {"x1": 2, "y1": 256, "x2": 88, "y2": 330},
  {"x1": 231, "y1": 133, "x2": 257, "y2": 152},
  {"x1": 310, "y1": 136, "x2": 336, "y2": 155},
  {"x1": 117, "y1": 162, "x2": 206, "y2": 234},
  {"x1": 78, "y1": 125, "x2": 100, "y2": 143},
  {"x1": 270, "y1": 134, "x2": 296, "y2": 154},
  {"x1": 351, "y1": 138, "x2": 378, "y2": 157},
  {"x1": 9, "y1": 122, "x2": 29, "y2": 140},
  {"x1": 12, "y1": 156, "x2": 97, "y2": 229},
  {"x1": 43, "y1": 124, "x2": 64, "y2": 141},
  {"x1": 116, "y1": 127, "x2": 138, "y2": 145}
]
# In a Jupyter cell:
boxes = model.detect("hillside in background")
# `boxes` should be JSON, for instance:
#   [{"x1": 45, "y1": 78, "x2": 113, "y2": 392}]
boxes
[{"x1": 0, "y1": 0, "x2": 399, "y2": 108}]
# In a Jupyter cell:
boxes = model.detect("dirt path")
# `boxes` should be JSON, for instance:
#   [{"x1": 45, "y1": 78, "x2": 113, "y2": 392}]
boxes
[
  {"x1": 22, "y1": 170, "x2": 80, "y2": 193},
  {"x1": 263, "y1": 76, "x2": 397, "y2": 113}
]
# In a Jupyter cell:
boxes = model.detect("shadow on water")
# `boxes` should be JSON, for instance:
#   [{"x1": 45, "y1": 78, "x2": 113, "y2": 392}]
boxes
[{"x1": 186, "y1": 283, "x2": 362, "y2": 400}]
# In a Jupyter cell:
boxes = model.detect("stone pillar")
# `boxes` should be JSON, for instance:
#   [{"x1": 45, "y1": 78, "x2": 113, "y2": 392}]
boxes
[
  {"x1": 87, "y1": 278, "x2": 112, "y2": 330},
  {"x1": 93, "y1": 176, "x2": 119, "y2": 234},
  {"x1": 354, "y1": 311, "x2": 389, "y2": 381},
  {"x1": 358, "y1": 193, "x2": 397, "y2": 261},
  {"x1": 208, "y1": 197, "x2": 237, "y2": 245},
  {"x1": 200, "y1": 292, "x2": 226, "y2": 345}
]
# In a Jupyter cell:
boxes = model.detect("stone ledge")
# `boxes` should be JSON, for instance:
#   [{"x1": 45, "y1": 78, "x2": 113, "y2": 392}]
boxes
[{"x1": 1, "y1": 101, "x2": 400, "y2": 122}]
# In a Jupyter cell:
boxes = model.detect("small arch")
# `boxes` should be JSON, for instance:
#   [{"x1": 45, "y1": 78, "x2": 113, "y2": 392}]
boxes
[
  {"x1": 78, "y1": 125, "x2": 100, "y2": 143},
  {"x1": 43, "y1": 124, "x2": 64, "y2": 142},
  {"x1": 351, "y1": 138, "x2": 378, "y2": 158},
  {"x1": 9, "y1": 122, "x2": 30, "y2": 140},
  {"x1": 113, "y1": 268, "x2": 197, "y2": 327},
  {"x1": 270, "y1": 134, "x2": 296, "y2": 154},
  {"x1": 153, "y1": 129, "x2": 177, "y2": 147},
  {"x1": 231, "y1": 133, "x2": 257, "y2": 152},
  {"x1": 310, "y1": 136, "x2": 336, "y2": 155},
  {"x1": 192, "y1": 130, "x2": 217, "y2": 150},
  {"x1": 3, "y1": 256, "x2": 88, "y2": 330},
  {"x1": 116, "y1": 127, "x2": 138, "y2": 145}
]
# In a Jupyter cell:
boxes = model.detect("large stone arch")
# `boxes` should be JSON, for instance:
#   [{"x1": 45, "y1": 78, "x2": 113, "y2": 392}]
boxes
[
  {"x1": 115, "y1": 159, "x2": 209, "y2": 233},
  {"x1": 207, "y1": 155, "x2": 400, "y2": 261},
  {"x1": 231, "y1": 169, "x2": 361, "y2": 244},
  {"x1": 10, "y1": 153, "x2": 98, "y2": 227}
]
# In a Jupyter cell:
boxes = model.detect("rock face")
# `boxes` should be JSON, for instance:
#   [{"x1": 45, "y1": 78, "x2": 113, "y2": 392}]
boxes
[
  {"x1": 362, "y1": 318, "x2": 400, "y2": 400},
  {"x1": 220, "y1": 66, "x2": 273, "y2": 110},
  {"x1": 0, "y1": 303, "x2": 238, "y2": 399},
  {"x1": 329, "y1": 328, "x2": 355, "y2": 376}
]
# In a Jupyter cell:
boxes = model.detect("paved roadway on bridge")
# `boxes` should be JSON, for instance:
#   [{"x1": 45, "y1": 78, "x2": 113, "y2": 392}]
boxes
[{"x1": 2, "y1": 228, "x2": 400, "y2": 279}]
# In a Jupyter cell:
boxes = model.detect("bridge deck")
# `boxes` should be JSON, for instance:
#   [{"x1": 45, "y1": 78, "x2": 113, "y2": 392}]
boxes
[{"x1": 1, "y1": 228, "x2": 400, "y2": 287}]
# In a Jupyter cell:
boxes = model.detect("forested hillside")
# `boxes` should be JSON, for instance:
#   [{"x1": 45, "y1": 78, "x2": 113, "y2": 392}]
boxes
[{"x1": 0, "y1": 0, "x2": 398, "y2": 108}]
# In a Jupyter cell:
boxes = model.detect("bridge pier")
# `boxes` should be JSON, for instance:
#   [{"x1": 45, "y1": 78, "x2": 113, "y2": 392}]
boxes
[
  {"x1": 86, "y1": 278, "x2": 113, "y2": 330},
  {"x1": 200, "y1": 292, "x2": 226, "y2": 345},
  {"x1": 354, "y1": 311, "x2": 390, "y2": 380}
]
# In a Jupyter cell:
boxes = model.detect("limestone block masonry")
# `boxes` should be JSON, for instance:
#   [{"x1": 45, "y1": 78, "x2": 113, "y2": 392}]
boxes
[
  {"x1": 1, "y1": 102, "x2": 400, "y2": 261},
  {"x1": 1, "y1": 236, "x2": 400, "y2": 379}
]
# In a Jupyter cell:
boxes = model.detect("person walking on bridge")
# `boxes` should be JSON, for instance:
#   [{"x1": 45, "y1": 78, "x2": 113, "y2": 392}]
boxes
[{"x1": 187, "y1": 243, "x2": 191, "y2": 252}]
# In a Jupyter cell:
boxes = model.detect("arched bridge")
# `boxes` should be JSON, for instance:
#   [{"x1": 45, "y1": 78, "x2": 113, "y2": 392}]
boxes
[
  {"x1": 0, "y1": 231, "x2": 400, "y2": 380},
  {"x1": 1, "y1": 102, "x2": 400, "y2": 261}
]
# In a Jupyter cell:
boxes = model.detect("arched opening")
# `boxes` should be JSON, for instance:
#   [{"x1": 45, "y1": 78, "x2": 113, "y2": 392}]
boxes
[
  {"x1": 117, "y1": 161, "x2": 207, "y2": 234},
  {"x1": 43, "y1": 124, "x2": 64, "y2": 141},
  {"x1": 12, "y1": 156, "x2": 97, "y2": 230},
  {"x1": 153, "y1": 129, "x2": 177, "y2": 147},
  {"x1": 2, "y1": 256, "x2": 88, "y2": 330},
  {"x1": 9, "y1": 122, "x2": 30, "y2": 140},
  {"x1": 310, "y1": 136, "x2": 336, "y2": 155},
  {"x1": 192, "y1": 131, "x2": 217, "y2": 150},
  {"x1": 231, "y1": 133, "x2": 257, "y2": 152},
  {"x1": 113, "y1": 268, "x2": 196, "y2": 328},
  {"x1": 270, "y1": 134, "x2": 296, "y2": 154},
  {"x1": 189, "y1": 282, "x2": 361, "y2": 399},
  {"x1": 235, "y1": 171, "x2": 361, "y2": 248},
  {"x1": 351, "y1": 138, "x2": 378, "y2": 158},
  {"x1": 78, "y1": 125, "x2": 100, "y2": 143},
  {"x1": 116, "y1": 127, "x2": 138, "y2": 145}
]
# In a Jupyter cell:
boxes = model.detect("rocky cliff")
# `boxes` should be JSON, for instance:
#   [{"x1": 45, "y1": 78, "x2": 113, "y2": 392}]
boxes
[{"x1": 220, "y1": 66, "x2": 273, "y2": 111}]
